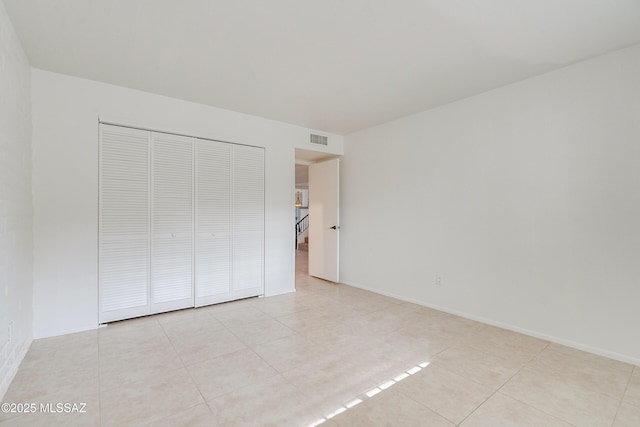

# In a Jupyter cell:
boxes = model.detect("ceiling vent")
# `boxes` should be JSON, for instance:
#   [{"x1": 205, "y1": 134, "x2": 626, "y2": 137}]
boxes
[{"x1": 310, "y1": 133, "x2": 328, "y2": 146}]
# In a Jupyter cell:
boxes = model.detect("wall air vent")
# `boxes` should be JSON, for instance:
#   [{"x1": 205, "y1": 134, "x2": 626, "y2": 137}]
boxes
[{"x1": 310, "y1": 133, "x2": 328, "y2": 146}]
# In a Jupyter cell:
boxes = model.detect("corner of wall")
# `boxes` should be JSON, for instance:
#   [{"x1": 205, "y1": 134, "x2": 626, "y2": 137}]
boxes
[{"x1": 0, "y1": 0, "x2": 35, "y2": 401}]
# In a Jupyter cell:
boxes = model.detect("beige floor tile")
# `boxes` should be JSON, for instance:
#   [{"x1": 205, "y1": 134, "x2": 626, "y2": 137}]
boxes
[
  {"x1": 0, "y1": 380, "x2": 99, "y2": 425},
  {"x1": 207, "y1": 304, "x2": 272, "y2": 328},
  {"x1": 613, "y1": 402, "x2": 640, "y2": 427},
  {"x1": 251, "y1": 294, "x2": 313, "y2": 317},
  {"x1": 324, "y1": 399, "x2": 374, "y2": 427},
  {"x1": 276, "y1": 307, "x2": 351, "y2": 333},
  {"x1": 155, "y1": 307, "x2": 219, "y2": 325},
  {"x1": 99, "y1": 334, "x2": 172, "y2": 362},
  {"x1": 284, "y1": 337, "x2": 364, "y2": 372},
  {"x1": 623, "y1": 366, "x2": 640, "y2": 407},
  {"x1": 24, "y1": 329, "x2": 98, "y2": 354},
  {"x1": 526, "y1": 343, "x2": 633, "y2": 400},
  {"x1": 429, "y1": 344, "x2": 523, "y2": 389},
  {"x1": 281, "y1": 350, "x2": 418, "y2": 416},
  {"x1": 282, "y1": 357, "x2": 383, "y2": 412},
  {"x1": 200, "y1": 297, "x2": 260, "y2": 315},
  {"x1": 501, "y1": 366, "x2": 620, "y2": 427},
  {"x1": 2, "y1": 367, "x2": 98, "y2": 407},
  {"x1": 100, "y1": 368, "x2": 203, "y2": 427},
  {"x1": 301, "y1": 317, "x2": 387, "y2": 348},
  {"x1": 18, "y1": 330, "x2": 98, "y2": 376},
  {"x1": 314, "y1": 420, "x2": 339, "y2": 427},
  {"x1": 168, "y1": 327, "x2": 247, "y2": 366},
  {"x1": 225, "y1": 317, "x2": 296, "y2": 347},
  {"x1": 333, "y1": 293, "x2": 400, "y2": 314},
  {"x1": 208, "y1": 375, "x2": 322, "y2": 427},
  {"x1": 157, "y1": 309, "x2": 225, "y2": 342},
  {"x1": 98, "y1": 317, "x2": 168, "y2": 359},
  {"x1": 331, "y1": 390, "x2": 454, "y2": 427},
  {"x1": 331, "y1": 301, "x2": 384, "y2": 319},
  {"x1": 348, "y1": 351, "x2": 418, "y2": 387},
  {"x1": 462, "y1": 325, "x2": 549, "y2": 365},
  {"x1": 0, "y1": 404, "x2": 100, "y2": 427},
  {"x1": 394, "y1": 364, "x2": 494, "y2": 424},
  {"x1": 99, "y1": 314, "x2": 164, "y2": 337},
  {"x1": 415, "y1": 313, "x2": 488, "y2": 342},
  {"x1": 187, "y1": 348, "x2": 279, "y2": 402},
  {"x1": 352, "y1": 307, "x2": 424, "y2": 335},
  {"x1": 250, "y1": 334, "x2": 322, "y2": 373},
  {"x1": 99, "y1": 337, "x2": 183, "y2": 391},
  {"x1": 152, "y1": 403, "x2": 219, "y2": 427},
  {"x1": 358, "y1": 329, "x2": 453, "y2": 366},
  {"x1": 460, "y1": 393, "x2": 573, "y2": 427}
]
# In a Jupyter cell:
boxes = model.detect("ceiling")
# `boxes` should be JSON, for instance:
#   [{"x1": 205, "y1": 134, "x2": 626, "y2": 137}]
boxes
[{"x1": 5, "y1": 1, "x2": 640, "y2": 135}]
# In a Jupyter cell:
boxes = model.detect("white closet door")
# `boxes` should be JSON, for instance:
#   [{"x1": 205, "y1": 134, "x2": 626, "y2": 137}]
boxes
[
  {"x1": 232, "y1": 145, "x2": 264, "y2": 299},
  {"x1": 194, "y1": 140, "x2": 232, "y2": 306},
  {"x1": 150, "y1": 132, "x2": 194, "y2": 313},
  {"x1": 99, "y1": 125, "x2": 150, "y2": 323}
]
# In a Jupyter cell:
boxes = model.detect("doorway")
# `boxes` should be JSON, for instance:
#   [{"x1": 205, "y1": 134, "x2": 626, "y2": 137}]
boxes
[
  {"x1": 294, "y1": 148, "x2": 341, "y2": 287},
  {"x1": 294, "y1": 161, "x2": 310, "y2": 281}
]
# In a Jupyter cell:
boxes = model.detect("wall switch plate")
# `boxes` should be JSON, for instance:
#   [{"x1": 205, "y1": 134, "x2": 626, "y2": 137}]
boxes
[
  {"x1": 8, "y1": 322, "x2": 13, "y2": 343},
  {"x1": 435, "y1": 275, "x2": 443, "y2": 286}
]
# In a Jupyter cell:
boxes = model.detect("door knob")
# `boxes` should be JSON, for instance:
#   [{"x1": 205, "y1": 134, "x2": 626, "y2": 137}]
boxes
[{"x1": 329, "y1": 225, "x2": 340, "y2": 230}]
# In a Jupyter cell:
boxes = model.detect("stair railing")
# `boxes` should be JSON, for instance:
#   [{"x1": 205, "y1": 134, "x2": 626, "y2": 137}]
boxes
[{"x1": 295, "y1": 214, "x2": 309, "y2": 249}]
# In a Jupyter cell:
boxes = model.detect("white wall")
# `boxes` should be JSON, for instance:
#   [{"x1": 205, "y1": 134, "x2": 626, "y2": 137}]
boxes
[
  {"x1": 341, "y1": 44, "x2": 640, "y2": 364},
  {"x1": 0, "y1": 0, "x2": 33, "y2": 399},
  {"x1": 31, "y1": 69, "x2": 343, "y2": 339}
]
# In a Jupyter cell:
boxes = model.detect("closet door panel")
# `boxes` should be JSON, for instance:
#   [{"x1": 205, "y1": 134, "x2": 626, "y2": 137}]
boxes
[
  {"x1": 195, "y1": 141, "x2": 232, "y2": 306},
  {"x1": 99, "y1": 125, "x2": 150, "y2": 323},
  {"x1": 232, "y1": 145, "x2": 264, "y2": 298},
  {"x1": 150, "y1": 133, "x2": 194, "y2": 313}
]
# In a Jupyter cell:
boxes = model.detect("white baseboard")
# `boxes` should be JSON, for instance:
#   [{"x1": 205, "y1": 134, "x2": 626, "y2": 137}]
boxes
[{"x1": 340, "y1": 280, "x2": 640, "y2": 366}]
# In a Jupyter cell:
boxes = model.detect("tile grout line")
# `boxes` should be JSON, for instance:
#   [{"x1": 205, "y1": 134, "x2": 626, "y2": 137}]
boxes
[
  {"x1": 388, "y1": 340, "x2": 490, "y2": 424},
  {"x1": 609, "y1": 365, "x2": 635, "y2": 427},
  {"x1": 122, "y1": 317, "x2": 198, "y2": 427},
  {"x1": 454, "y1": 341, "x2": 567, "y2": 426},
  {"x1": 156, "y1": 315, "x2": 218, "y2": 425}
]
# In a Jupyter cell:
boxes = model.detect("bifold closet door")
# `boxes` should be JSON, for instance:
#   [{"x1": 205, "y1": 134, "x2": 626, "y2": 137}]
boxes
[
  {"x1": 232, "y1": 145, "x2": 264, "y2": 299},
  {"x1": 100, "y1": 124, "x2": 263, "y2": 322},
  {"x1": 150, "y1": 132, "x2": 194, "y2": 313},
  {"x1": 194, "y1": 141, "x2": 232, "y2": 306},
  {"x1": 99, "y1": 125, "x2": 150, "y2": 323},
  {"x1": 195, "y1": 143, "x2": 264, "y2": 305}
]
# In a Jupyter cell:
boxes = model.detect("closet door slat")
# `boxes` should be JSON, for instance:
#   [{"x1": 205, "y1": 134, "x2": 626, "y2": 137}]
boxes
[
  {"x1": 99, "y1": 125, "x2": 150, "y2": 323},
  {"x1": 150, "y1": 132, "x2": 194, "y2": 313},
  {"x1": 232, "y1": 145, "x2": 264, "y2": 299},
  {"x1": 194, "y1": 140, "x2": 232, "y2": 306}
]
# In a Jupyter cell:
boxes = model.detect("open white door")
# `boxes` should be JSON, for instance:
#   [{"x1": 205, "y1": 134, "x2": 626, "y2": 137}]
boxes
[{"x1": 308, "y1": 158, "x2": 340, "y2": 282}]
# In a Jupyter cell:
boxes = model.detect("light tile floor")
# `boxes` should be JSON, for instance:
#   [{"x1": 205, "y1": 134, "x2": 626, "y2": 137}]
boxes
[{"x1": 1, "y1": 252, "x2": 639, "y2": 426}]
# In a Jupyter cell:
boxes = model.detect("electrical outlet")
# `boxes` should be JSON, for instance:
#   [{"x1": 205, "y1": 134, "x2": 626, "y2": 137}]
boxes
[
  {"x1": 435, "y1": 275, "x2": 443, "y2": 286},
  {"x1": 8, "y1": 322, "x2": 13, "y2": 343}
]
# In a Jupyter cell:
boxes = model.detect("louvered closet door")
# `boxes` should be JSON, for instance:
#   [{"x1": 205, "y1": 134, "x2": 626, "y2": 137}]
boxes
[
  {"x1": 232, "y1": 145, "x2": 264, "y2": 299},
  {"x1": 194, "y1": 140, "x2": 232, "y2": 306},
  {"x1": 150, "y1": 132, "x2": 194, "y2": 313},
  {"x1": 99, "y1": 125, "x2": 150, "y2": 323}
]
